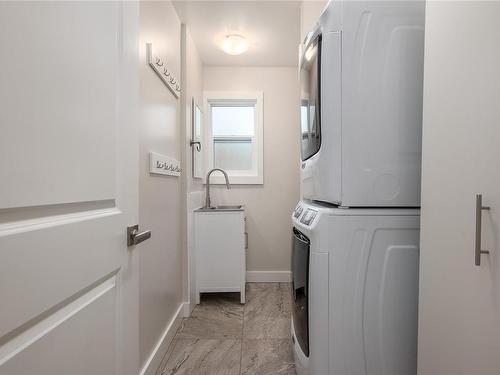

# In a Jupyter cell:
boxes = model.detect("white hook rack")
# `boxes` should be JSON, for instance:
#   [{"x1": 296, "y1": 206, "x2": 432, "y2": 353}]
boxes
[{"x1": 146, "y1": 43, "x2": 180, "y2": 99}]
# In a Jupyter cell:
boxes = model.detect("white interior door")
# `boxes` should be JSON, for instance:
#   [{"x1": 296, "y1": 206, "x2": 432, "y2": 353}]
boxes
[
  {"x1": 418, "y1": 2, "x2": 500, "y2": 374},
  {"x1": 0, "y1": 3, "x2": 140, "y2": 374}
]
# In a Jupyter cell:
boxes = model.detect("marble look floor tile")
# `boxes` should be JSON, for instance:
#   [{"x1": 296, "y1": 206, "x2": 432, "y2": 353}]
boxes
[
  {"x1": 160, "y1": 338, "x2": 241, "y2": 375},
  {"x1": 245, "y1": 283, "x2": 292, "y2": 317},
  {"x1": 157, "y1": 285, "x2": 297, "y2": 375},
  {"x1": 244, "y1": 283, "x2": 292, "y2": 339},
  {"x1": 240, "y1": 338, "x2": 296, "y2": 375},
  {"x1": 176, "y1": 317, "x2": 243, "y2": 339},
  {"x1": 243, "y1": 316, "x2": 291, "y2": 339},
  {"x1": 177, "y1": 293, "x2": 244, "y2": 339},
  {"x1": 155, "y1": 337, "x2": 176, "y2": 375},
  {"x1": 192, "y1": 293, "x2": 244, "y2": 320}
]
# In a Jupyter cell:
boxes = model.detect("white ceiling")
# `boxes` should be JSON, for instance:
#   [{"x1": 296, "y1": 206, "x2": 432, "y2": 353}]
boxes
[{"x1": 173, "y1": 1, "x2": 301, "y2": 66}]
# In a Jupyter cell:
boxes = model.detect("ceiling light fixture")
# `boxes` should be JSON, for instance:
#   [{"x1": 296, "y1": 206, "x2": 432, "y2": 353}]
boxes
[{"x1": 221, "y1": 34, "x2": 249, "y2": 55}]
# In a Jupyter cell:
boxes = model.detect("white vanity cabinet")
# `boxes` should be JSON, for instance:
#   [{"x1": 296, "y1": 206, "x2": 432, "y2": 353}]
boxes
[{"x1": 194, "y1": 208, "x2": 246, "y2": 304}]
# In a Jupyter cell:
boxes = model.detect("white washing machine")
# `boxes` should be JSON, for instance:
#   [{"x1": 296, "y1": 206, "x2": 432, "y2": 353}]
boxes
[{"x1": 291, "y1": 200, "x2": 420, "y2": 375}]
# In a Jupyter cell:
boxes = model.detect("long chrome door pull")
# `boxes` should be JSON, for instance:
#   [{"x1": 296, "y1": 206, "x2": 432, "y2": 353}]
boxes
[
  {"x1": 127, "y1": 225, "x2": 151, "y2": 246},
  {"x1": 475, "y1": 194, "x2": 490, "y2": 266}
]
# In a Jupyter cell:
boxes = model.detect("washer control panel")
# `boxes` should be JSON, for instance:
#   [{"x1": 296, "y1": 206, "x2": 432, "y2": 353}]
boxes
[
  {"x1": 300, "y1": 208, "x2": 318, "y2": 226},
  {"x1": 293, "y1": 204, "x2": 304, "y2": 219}
]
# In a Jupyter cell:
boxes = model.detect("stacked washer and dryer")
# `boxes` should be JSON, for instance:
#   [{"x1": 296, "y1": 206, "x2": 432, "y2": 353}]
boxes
[{"x1": 292, "y1": 1, "x2": 425, "y2": 375}]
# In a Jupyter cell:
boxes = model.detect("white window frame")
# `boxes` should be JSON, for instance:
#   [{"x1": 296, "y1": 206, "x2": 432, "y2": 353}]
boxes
[{"x1": 204, "y1": 91, "x2": 264, "y2": 185}]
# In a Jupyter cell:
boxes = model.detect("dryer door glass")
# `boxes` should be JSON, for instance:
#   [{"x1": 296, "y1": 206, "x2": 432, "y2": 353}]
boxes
[
  {"x1": 292, "y1": 227, "x2": 310, "y2": 357},
  {"x1": 299, "y1": 34, "x2": 321, "y2": 161}
]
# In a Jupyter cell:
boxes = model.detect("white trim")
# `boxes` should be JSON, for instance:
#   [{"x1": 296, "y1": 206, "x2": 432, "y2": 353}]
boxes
[
  {"x1": 139, "y1": 302, "x2": 185, "y2": 375},
  {"x1": 203, "y1": 91, "x2": 264, "y2": 185},
  {"x1": 246, "y1": 271, "x2": 292, "y2": 283},
  {"x1": 187, "y1": 191, "x2": 204, "y2": 319},
  {"x1": 0, "y1": 275, "x2": 117, "y2": 366},
  {"x1": 198, "y1": 286, "x2": 242, "y2": 293},
  {"x1": 182, "y1": 301, "x2": 194, "y2": 318},
  {"x1": 0, "y1": 207, "x2": 121, "y2": 237}
]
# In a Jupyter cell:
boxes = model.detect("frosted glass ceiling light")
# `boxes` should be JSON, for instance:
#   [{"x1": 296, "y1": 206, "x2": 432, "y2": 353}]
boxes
[{"x1": 221, "y1": 34, "x2": 248, "y2": 55}]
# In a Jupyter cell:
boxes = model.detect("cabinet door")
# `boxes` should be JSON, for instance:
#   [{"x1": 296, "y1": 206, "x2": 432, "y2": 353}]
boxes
[
  {"x1": 418, "y1": 2, "x2": 500, "y2": 374},
  {"x1": 196, "y1": 212, "x2": 244, "y2": 291}
]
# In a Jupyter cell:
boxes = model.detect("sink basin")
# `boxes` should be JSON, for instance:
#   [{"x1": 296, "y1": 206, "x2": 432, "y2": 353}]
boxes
[{"x1": 195, "y1": 205, "x2": 243, "y2": 212}]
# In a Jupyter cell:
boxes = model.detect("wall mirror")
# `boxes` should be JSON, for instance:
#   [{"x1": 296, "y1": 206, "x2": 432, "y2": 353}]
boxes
[{"x1": 191, "y1": 98, "x2": 204, "y2": 179}]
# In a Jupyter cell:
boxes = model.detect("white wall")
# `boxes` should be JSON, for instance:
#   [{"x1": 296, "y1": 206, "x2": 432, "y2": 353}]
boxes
[
  {"x1": 182, "y1": 27, "x2": 205, "y2": 195},
  {"x1": 203, "y1": 66, "x2": 300, "y2": 277},
  {"x1": 139, "y1": 1, "x2": 183, "y2": 370},
  {"x1": 300, "y1": 1, "x2": 327, "y2": 43},
  {"x1": 180, "y1": 25, "x2": 205, "y2": 313}
]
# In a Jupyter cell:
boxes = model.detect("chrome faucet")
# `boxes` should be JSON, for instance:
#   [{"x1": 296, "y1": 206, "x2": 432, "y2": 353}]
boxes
[{"x1": 204, "y1": 168, "x2": 231, "y2": 209}]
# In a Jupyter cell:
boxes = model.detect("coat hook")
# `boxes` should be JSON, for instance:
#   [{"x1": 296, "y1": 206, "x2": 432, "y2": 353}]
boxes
[{"x1": 147, "y1": 45, "x2": 180, "y2": 98}]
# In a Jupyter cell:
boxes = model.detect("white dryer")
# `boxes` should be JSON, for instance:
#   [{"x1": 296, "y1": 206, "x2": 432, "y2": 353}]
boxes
[
  {"x1": 291, "y1": 200, "x2": 420, "y2": 375},
  {"x1": 299, "y1": 1, "x2": 425, "y2": 206}
]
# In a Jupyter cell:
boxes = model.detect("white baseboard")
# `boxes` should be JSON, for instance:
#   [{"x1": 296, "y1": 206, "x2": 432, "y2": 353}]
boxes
[
  {"x1": 182, "y1": 301, "x2": 194, "y2": 317},
  {"x1": 246, "y1": 271, "x2": 292, "y2": 283},
  {"x1": 140, "y1": 302, "x2": 185, "y2": 375}
]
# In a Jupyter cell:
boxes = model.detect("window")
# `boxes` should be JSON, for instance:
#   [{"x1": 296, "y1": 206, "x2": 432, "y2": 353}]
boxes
[{"x1": 205, "y1": 92, "x2": 264, "y2": 184}]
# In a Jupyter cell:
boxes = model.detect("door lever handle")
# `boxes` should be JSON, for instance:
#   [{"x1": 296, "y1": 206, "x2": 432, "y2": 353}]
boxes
[
  {"x1": 475, "y1": 194, "x2": 490, "y2": 266},
  {"x1": 127, "y1": 225, "x2": 151, "y2": 246}
]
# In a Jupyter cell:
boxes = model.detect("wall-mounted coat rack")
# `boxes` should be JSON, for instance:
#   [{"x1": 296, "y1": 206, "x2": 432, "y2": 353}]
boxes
[{"x1": 146, "y1": 43, "x2": 180, "y2": 98}]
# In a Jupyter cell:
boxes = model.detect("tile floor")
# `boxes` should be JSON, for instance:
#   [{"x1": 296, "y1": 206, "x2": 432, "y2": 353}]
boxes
[{"x1": 157, "y1": 283, "x2": 296, "y2": 375}]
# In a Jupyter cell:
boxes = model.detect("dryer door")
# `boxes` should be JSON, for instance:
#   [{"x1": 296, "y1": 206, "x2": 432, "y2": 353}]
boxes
[
  {"x1": 299, "y1": 34, "x2": 321, "y2": 162},
  {"x1": 301, "y1": 31, "x2": 342, "y2": 205},
  {"x1": 292, "y1": 227, "x2": 310, "y2": 357}
]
